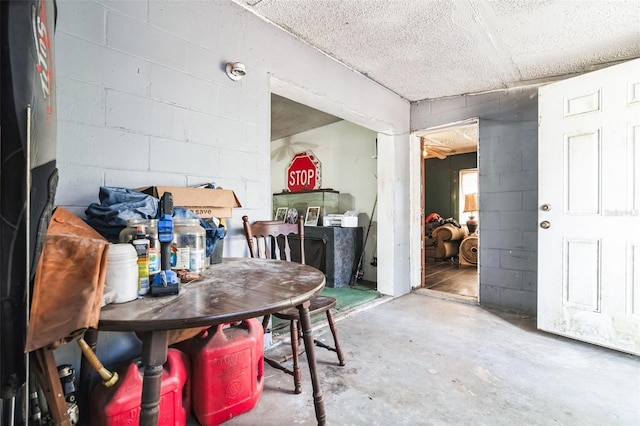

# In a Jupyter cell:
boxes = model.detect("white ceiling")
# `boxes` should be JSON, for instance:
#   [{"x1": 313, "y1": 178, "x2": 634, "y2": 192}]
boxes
[
  {"x1": 420, "y1": 121, "x2": 479, "y2": 159},
  {"x1": 237, "y1": 0, "x2": 640, "y2": 102}
]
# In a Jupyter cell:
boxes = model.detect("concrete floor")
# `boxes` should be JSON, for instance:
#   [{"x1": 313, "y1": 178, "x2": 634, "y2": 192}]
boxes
[{"x1": 223, "y1": 292, "x2": 640, "y2": 426}]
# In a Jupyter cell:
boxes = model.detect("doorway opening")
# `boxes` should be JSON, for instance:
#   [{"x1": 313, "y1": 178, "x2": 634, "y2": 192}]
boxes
[
  {"x1": 269, "y1": 93, "x2": 379, "y2": 289},
  {"x1": 415, "y1": 119, "x2": 479, "y2": 303}
]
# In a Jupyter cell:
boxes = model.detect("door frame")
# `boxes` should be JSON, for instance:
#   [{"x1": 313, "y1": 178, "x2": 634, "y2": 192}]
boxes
[
  {"x1": 412, "y1": 118, "x2": 480, "y2": 302},
  {"x1": 270, "y1": 77, "x2": 411, "y2": 297}
]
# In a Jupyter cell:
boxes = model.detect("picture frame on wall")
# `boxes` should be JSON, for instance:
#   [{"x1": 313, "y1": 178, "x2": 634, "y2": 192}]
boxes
[
  {"x1": 305, "y1": 206, "x2": 320, "y2": 226},
  {"x1": 275, "y1": 207, "x2": 288, "y2": 221}
]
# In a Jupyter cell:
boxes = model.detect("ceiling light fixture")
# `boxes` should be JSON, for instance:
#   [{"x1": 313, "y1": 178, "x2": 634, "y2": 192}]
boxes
[{"x1": 225, "y1": 62, "x2": 246, "y2": 81}]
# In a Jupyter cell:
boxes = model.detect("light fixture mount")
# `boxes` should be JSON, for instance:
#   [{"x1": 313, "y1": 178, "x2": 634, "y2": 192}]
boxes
[{"x1": 226, "y1": 62, "x2": 246, "y2": 81}]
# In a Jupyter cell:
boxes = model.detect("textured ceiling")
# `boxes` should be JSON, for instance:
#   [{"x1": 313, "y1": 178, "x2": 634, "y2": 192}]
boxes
[
  {"x1": 420, "y1": 122, "x2": 479, "y2": 159},
  {"x1": 237, "y1": 0, "x2": 640, "y2": 102}
]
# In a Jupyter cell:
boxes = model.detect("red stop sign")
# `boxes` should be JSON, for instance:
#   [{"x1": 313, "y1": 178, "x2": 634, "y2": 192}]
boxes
[{"x1": 286, "y1": 151, "x2": 322, "y2": 192}]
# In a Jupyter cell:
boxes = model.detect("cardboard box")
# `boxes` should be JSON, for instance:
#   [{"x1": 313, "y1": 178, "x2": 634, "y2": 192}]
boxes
[{"x1": 136, "y1": 186, "x2": 241, "y2": 218}]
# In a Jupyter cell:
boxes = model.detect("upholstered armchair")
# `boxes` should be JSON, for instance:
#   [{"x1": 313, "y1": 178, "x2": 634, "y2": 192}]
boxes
[{"x1": 424, "y1": 224, "x2": 468, "y2": 260}]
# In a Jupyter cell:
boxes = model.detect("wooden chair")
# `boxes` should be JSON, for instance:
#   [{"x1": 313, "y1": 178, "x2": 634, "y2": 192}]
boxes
[{"x1": 242, "y1": 215, "x2": 345, "y2": 393}]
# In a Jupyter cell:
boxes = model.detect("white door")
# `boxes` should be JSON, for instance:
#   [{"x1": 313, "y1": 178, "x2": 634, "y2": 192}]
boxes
[{"x1": 538, "y1": 58, "x2": 640, "y2": 355}]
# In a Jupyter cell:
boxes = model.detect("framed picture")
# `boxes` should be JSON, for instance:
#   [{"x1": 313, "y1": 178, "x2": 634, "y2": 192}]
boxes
[
  {"x1": 275, "y1": 207, "x2": 288, "y2": 221},
  {"x1": 285, "y1": 208, "x2": 299, "y2": 224},
  {"x1": 305, "y1": 206, "x2": 320, "y2": 226}
]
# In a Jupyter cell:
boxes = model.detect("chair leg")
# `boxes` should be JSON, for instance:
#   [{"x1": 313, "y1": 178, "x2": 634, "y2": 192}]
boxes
[
  {"x1": 264, "y1": 357, "x2": 294, "y2": 375},
  {"x1": 290, "y1": 319, "x2": 302, "y2": 394},
  {"x1": 324, "y1": 309, "x2": 345, "y2": 366},
  {"x1": 33, "y1": 348, "x2": 73, "y2": 426},
  {"x1": 265, "y1": 311, "x2": 344, "y2": 394},
  {"x1": 261, "y1": 314, "x2": 271, "y2": 333}
]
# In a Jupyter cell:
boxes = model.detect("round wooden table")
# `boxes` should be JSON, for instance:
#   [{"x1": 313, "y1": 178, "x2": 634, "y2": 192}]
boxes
[{"x1": 95, "y1": 258, "x2": 327, "y2": 425}]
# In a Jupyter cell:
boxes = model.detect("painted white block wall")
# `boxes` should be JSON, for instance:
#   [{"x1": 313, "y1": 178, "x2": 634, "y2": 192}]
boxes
[
  {"x1": 54, "y1": 0, "x2": 408, "y2": 277},
  {"x1": 271, "y1": 121, "x2": 378, "y2": 282},
  {"x1": 53, "y1": 0, "x2": 410, "y2": 366},
  {"x1": 377, "y1": 133, "x2": 412, "y2": 296}
]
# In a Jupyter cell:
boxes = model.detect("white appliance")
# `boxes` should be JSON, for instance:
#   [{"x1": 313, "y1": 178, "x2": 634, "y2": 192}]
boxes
[{"x1": 322, "y1": 211, "x2": 359, "y2": 227}]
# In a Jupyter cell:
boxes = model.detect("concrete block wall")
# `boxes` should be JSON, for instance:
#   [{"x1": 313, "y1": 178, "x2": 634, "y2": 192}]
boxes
[
  {"x1": 54, "y1": 0, "x2": 408, "y2": 259},
  {"x1": 411, "y1": 88, "x2": 538, "y2": 314},
  {"x1": 55, "y1": 0, "x2": 268, "y2": 261},
  {"x1": 53, "y1": 0, "x2": 410, "y2": 367}
]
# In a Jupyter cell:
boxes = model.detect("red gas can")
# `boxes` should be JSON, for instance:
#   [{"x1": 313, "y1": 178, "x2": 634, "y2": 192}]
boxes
[
  {"x1": 177, "y1": 319, "x2": 264, "y2": 425},
  {"x1": 89, "y1": 348, "x2": 191, "y2": 426}
]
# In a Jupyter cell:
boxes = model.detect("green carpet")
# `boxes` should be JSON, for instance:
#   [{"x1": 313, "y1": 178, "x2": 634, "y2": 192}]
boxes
[
  {"x1": 272, "y1": 282, "x2": 381, "y2": 334},
  {"x1": 321, "y1": 284, "x2": 381, "y2": 313}
]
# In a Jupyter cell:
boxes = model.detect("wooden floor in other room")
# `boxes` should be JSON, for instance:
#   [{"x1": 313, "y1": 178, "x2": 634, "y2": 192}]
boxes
[{"x1": 422, "y1": 258, "x2": 478, "y2": 301}]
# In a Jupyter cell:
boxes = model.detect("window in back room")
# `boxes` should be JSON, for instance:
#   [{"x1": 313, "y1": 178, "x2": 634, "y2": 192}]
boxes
[{"x1": 459, "y1": 168, "x2": 478, "y2": 230}]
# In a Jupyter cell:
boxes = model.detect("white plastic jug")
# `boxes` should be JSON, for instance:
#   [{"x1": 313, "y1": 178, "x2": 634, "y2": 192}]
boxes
[{"x1": 106, "y1": 243, "x2": 139, "y2": 303}]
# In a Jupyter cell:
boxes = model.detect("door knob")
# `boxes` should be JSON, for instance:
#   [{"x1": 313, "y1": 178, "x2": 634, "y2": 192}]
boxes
[
  {"x1": 541, "y1": 204, "x2": 551, "y2": 212},
  {"x1": 540, "y1": 221, "x2": 550, "y2": 229}
]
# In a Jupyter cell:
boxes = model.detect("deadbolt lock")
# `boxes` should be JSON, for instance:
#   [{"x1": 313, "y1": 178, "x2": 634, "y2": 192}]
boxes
[{"x1": 541, "y1": 204, "x2": 551, "y2": 212}]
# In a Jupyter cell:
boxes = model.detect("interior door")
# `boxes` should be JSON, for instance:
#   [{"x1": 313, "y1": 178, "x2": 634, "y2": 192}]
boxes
[{"x1": 538, "y1": 58, "x2": 640, "y2": 355}]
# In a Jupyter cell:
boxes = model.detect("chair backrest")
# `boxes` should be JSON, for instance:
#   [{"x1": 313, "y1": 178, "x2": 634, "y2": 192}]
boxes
[{"x1": 242, "y1": 215, "x2": 305, "y2": 264}]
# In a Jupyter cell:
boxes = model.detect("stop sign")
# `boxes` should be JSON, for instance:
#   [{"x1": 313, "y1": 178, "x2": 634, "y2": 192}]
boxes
[{"x1": 286, "y1": 151, "x2": 322, "y2": 192}]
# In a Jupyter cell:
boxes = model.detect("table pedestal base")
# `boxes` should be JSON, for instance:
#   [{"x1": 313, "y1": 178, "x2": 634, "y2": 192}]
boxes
[{"x1": 140, "y1": 330, "x2": 168, "y2": 426}]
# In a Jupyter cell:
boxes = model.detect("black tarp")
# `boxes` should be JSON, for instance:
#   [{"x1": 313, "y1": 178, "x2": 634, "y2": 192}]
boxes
[{"x1": 1, "y1": 0, "x2": 58, "y2": 398}]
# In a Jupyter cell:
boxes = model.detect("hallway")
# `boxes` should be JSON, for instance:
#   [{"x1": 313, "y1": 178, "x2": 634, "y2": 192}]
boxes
[{"x1": 225, "y1": 293, "x2": 639, "y2": 425}]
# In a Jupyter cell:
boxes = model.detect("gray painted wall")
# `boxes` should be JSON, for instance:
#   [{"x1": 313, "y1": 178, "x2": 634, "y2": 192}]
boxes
[
  {"x1": 412, "y1": 88, "x2": 538, "y2": 314},
  {"x1": 425, "y1": 152, "x2": 477, "y2": 221}
]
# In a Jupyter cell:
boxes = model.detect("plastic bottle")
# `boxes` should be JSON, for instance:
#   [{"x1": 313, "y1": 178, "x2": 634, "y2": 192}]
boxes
[
  {"x1": 119, "y1": 219, "x2": 160, "y2": 276},
  {"x1": 132, "y1": 225, "x2": 150, "y2": 295},
  {"x1": 172, "y1": 219, "x2": 205, "y2": 273}
]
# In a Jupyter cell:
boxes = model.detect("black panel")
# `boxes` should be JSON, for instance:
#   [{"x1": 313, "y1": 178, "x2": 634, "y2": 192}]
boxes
[{"x1": 1, "y1": 0, "x2": 58, "y2": 398}]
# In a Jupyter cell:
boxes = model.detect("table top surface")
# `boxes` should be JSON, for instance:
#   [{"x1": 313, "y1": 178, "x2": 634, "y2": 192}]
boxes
[{"x1": 98, "y1": 257, "x2": 325, "y2": 332}]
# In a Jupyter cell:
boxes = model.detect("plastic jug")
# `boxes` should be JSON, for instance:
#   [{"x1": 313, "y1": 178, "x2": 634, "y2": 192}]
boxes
[{"x1": 105, "y1": 243, "x2": 138, "y2": 303}]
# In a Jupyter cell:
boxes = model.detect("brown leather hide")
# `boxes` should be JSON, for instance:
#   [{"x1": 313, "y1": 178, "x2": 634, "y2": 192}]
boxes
[{"x1": 25, "y1": 207, "x2": 109, "y2": 352}]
